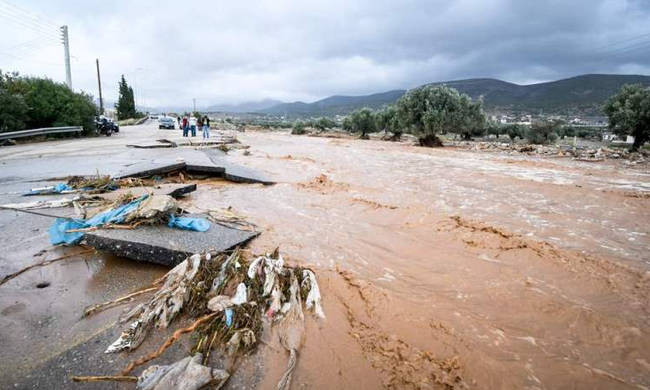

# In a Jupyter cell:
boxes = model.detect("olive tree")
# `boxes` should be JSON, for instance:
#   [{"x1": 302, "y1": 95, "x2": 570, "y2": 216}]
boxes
[
  {"x1": 395, "y1": 85, "x2": 485, "y2": 146},
  {"x1": 349, "y1": 108, "x2": 376, "y2": 138},
  {"x1": 603, "y1": 84, "x2": 650, "y2": 151},
  {"x1": 374, "y1": 105, "x2": 401, "y2": 140}
]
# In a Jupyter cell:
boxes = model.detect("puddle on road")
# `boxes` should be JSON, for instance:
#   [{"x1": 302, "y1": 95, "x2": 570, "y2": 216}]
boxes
[{"x1": 0, "y1": 248, "x2": 166, "y2": 375}]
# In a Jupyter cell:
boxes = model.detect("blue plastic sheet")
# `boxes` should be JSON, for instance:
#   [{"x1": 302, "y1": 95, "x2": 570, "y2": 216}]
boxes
[
  {"x1": 49, "y1": 195, "x2": 211, "y2": 245},
  {"x1": 168, "y1": 214, "x2": 210, "y2": 232},
  {"x1": 49, "y1": 195, "x2": 148, "y2": 245},
  {"x1": 25, "y1": 183, "x2": 74, "y2": 196},
  {"x1": 48, "y1": 218, "x2": 86, "y2": 245}
]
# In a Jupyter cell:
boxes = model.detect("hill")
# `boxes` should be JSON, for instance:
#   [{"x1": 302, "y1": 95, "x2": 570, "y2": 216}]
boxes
[
  {"x1": 259, "y1": 74, "x2": 650, "y2": 117},
  {"x1": 205, "y1": 99, "x2": 282, "y2": 113},
  {"x1": 259, "y1": 90, "x2": 405, "y2": 116}
]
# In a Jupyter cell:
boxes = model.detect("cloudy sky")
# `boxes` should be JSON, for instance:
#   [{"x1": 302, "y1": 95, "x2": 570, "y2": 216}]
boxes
[{"x1": 1, "y1": 0, "x2": 649, "y2": 109}]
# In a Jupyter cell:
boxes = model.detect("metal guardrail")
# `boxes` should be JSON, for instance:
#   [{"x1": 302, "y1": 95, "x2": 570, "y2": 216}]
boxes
[{"x1": 0, "y1": 126, "x2": 83, "y2": 141}]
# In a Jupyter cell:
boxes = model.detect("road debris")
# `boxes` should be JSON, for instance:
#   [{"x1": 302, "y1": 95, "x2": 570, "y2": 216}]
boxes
[
  {"x1": 136, "y1": 353, "x2": 229, "y2": 390},
  {"x1": 448, "y1": 140, "x2": 649, "y2": 163},
  {"x1": 79, "y1": 248, "x2": 324, "y2": 389},
  {"x1": 49, "y1": 194, "x2": 210, "y2": 245},
  {"x1": 83, "y1": 213, "x2": 257, "y2": 265}
]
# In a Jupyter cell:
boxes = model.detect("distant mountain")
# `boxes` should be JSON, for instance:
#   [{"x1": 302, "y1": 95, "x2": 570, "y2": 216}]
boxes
[
  {"x1": 259, "y1": 90, "x2": 405, "y2": 116},
  {"x1": 205, "y1": 99, "x2": 283, "y2": 113},
  {"x1": 259, "y1": 74, "x2": 650, "y2": 117},
  {"x1": 426, "y1": 74, "x2": 650, "y2": 115}
]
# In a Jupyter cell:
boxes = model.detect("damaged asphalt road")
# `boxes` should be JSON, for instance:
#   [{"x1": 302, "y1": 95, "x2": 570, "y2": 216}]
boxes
[{"x1": 0, "y1": 123, "x2": 274, "y2": 389}]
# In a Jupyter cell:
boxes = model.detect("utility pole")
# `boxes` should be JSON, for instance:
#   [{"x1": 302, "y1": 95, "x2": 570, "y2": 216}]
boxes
[
  {"x1": 60, "y1": 25, "x2": 72, "y2": 89},
  {"x1": 193, "y1": 98, "x2": 196, "y2": 112},
  {"x1": 95, "y1": 58, "x2": 104, "y2": 114}
]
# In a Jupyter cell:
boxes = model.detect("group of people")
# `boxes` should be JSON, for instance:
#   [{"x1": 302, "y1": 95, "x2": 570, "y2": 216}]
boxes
[{"x1": 178, "y1": 115, "x2": 211, "y2": 139}]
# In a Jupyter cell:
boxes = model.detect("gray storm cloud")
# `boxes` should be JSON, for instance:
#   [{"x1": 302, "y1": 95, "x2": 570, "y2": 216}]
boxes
[{"x1": 1, "y1": 0, "x2": 648, "y2": 108}]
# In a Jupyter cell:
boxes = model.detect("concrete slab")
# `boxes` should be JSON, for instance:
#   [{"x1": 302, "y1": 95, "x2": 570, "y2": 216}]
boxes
[
  {"x1": 114, "y1": 159, "x2": 274, "y2": 185},
  {"x1": 83, "y1": 216, "x2": 259, "y2": 266},
  {"x1": 126, "y1": 143, "x2": 173, "y2": 149},
  {"x1": 114, "y1": 162, "x2": 186, "y2": 179}
]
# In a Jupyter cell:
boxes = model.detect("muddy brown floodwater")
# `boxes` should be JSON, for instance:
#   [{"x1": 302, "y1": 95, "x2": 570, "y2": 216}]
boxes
[{"x1": 182, "y1": 131, "x2": 649, "y2": 389}]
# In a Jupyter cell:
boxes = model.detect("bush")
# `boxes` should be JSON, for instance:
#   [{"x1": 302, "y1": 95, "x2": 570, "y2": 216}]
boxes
[
  {"x1": 503, "y1": 124, "x2": 525, "y2": 140},
  {"x1": 291, "y1": 121, "x2": 306, "y2": 135},
  {"x1": 395, "y1": 85, "x2": 485, "y2": 146},
  {"x1": 525, "y1": 121, "x2": 559, "y2": 144},
  {"x1": 314, "y1": 117, "x2": 335, "y2": 132},
  {"x1": 0, "y1": 71, "x2": 97, "y2": 134}
]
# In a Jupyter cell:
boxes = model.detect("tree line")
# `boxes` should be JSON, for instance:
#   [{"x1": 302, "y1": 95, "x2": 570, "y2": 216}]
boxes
[
  {"x1": 0, "y1": 71, "x2": 147, "y2": 135},
  {"x1": 291, "y1": 84, "x2": 649, "y2": 151}
]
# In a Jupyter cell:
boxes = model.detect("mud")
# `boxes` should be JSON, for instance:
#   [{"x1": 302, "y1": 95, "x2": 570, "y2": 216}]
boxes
[
  {"x1": 1, "y1": 124, "x2": 649, "y2": 388},
  {"x1": 187, "y1": 130, "x2": 649, "y2": 388}
]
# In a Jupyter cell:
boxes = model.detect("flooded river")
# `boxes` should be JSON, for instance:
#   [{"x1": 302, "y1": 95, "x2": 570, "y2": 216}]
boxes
[{"x1": 188, "y1": 131, "x2": 649, "y2": 389}]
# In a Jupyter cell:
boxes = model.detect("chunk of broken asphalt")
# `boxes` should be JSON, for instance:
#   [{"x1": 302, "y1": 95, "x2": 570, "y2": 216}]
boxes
[{"x1": 83, "y1": 215, "x2": 259, "y2": 266}]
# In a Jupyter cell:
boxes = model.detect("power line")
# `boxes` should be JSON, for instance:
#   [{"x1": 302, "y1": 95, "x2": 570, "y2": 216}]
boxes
[
  {"x1": 0, "y1": 6, "x2": 60, "y2": 36},
  {"x1": 0, "y1": 10, "x2": 61, "y2": 44},
  {"x1": 0, "y1": 0, "x2": 59, "y2": 29}
]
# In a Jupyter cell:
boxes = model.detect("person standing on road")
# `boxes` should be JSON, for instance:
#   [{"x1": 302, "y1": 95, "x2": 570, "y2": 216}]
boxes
[
  {"x1": 177, "y1": 116, "x2": 181, "y2": 128},
  {"x1": 182, "y1": 115, "x2": 189, "y2": 137},
  {"x1": 202, "y1": 115, "x2": 210, "y2": 139},
  {"x1": 190, "y1": 116, "x2": 197, "y2": 137},
  {"x1": 197, "y1": 116, "x2": 203, "y2": 136}
]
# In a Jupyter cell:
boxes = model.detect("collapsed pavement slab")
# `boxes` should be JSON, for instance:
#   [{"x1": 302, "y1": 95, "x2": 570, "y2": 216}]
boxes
[
  {"x1": 83, "y1": 216, "x2": 259, "y2": 266},
  {"x1": 114, "y1": 161, "x2": 186, "y2": 180},
  {"x1": 126, "y1": 143, "x2": 174, "y2": 149},
  {"x1": 114, "y1": 160, "x2": 274, "y2": 185}
]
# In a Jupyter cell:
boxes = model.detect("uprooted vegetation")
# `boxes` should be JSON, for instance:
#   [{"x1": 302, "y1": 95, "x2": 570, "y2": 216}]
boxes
[{"x1": 76, "y1": 248, "x2": 325, "y2": 390}]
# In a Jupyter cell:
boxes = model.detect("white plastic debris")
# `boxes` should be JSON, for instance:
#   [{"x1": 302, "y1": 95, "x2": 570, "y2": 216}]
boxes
[
  {"x1": 106, "y1": 253, "x2": 203, "y2": 353},
  {"x1": 231, "y1": 283, "x2": 248, "y2": 305},
  {"x1": 302, "y1": 270, "x2": 325, "y2": 319},
  {"x1": 247, "y1": 256, "x2": 264, "y2": 279},
  {"x1": 263, "y1": 254, "x2": 284, "y2": 296},
  {"x1": 136, "y1": 353, "x2": 229, "y2": 390}
]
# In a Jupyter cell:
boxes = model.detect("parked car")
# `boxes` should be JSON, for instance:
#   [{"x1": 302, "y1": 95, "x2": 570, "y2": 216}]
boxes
[{"x1": 158, "y1": 117, "x2": 175, "y2": 129}]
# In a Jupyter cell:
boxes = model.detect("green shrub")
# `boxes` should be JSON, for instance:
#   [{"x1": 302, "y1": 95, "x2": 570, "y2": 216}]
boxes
[
  {"x1": 525, "y1": 121, "x2": 559, "y2": 144},
  {"x1": 0, "y1": 71, "x2": 97, "y2": 134},
  {"x1": 291, "y1": 121, "x2": 306, "y2": 134}
]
